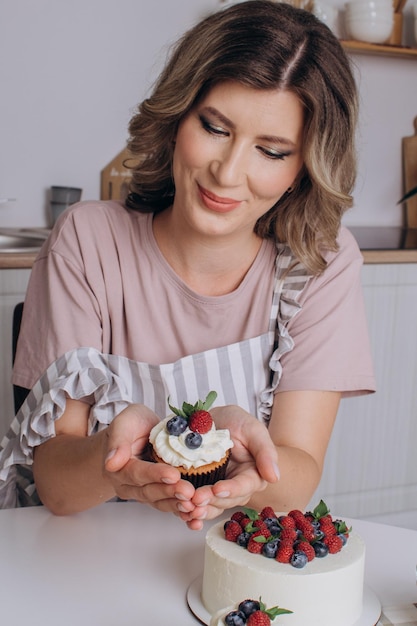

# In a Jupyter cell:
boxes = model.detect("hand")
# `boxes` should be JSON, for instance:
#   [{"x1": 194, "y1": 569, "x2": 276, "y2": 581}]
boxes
[
  {"x1": 179, "y1": 405, "x2": 279, "y2": 530},
  {"x1": 103, "y1": 404, "x2": 196, "y2": 516}
]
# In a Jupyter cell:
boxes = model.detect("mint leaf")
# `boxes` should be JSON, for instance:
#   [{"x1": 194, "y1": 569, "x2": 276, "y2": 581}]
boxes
[
  {"x1": 313, "y1": 499, "x2": 330, "y2": 519},
  {"x1": 243, "y1": 507, "x2": 259, "y2": 521},
  {"x1": 267, "y1": 607, "x2": 294, "y2": 617},
  {"x1": 203, "y1": 390, "x2": 217, "y2": 411}
]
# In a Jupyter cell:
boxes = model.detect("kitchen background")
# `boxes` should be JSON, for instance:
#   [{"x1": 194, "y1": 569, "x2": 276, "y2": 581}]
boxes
[
  {"x1": 1, "y1": 0, "x2": 417, "y2": 228},
  {"x1": 1, "y1": 0, "x2": 417, "y2": 525}
]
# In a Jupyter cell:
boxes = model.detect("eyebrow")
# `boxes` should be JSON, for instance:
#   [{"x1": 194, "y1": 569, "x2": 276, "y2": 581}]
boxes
[{"x1": 200, "y1": 105, "x2": 297, "y2": 148}]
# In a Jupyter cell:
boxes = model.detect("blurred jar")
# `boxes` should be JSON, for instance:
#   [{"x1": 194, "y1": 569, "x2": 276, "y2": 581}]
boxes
[{"x1": 345, "y1": 0, "x2": 394, "y2": 44}]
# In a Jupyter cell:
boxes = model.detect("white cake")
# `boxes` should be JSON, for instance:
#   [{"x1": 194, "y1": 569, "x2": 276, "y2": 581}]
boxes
[{"x1": 201, "y1": 511, "x2": 366, "y2": 626}]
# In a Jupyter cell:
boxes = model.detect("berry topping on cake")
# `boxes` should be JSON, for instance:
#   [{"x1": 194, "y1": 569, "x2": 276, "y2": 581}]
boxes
[
  {"x1": 189, "y1": 409, "x2": 213, "y2": 434},
  {"x1": 225, "y1": 610, "x2": 246, "y2": 626},
  {"x1": 222, "y1": 501, "x2": 351, "y2": 569},
  {"x1": 224, "y1": 520, "x2": 242, "y2": 542},
  {"x1": 184, "y1": 431, "x2": 203, "y2": 449},
  {"x1": 165, "y1": 415, "x2": 188, "y2": 435},
  {"x1": 225, "y1": 598, "x2": 293, "y2": 625},
  {"x1": 168, "y1": 390, "x2": 216, "y2": 435},
  {"x1": 238, "y1": 599, "x2": 261, "y2": 617}
]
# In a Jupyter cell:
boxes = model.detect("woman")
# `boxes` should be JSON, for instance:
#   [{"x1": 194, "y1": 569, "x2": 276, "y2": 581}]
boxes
[{"x1": 0, "y1": 1, "x2": 375, "y2": 528}]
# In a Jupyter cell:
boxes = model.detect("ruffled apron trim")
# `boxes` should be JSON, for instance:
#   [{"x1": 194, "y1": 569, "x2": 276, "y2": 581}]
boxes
[{"x1": 0, "y1": 244, "x2": 310, "y2": 508}]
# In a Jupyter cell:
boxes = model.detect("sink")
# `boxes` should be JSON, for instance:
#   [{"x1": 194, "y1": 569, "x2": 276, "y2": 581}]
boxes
[{"x1": 0, "y1": 231, "x2": 47, "y2": 253}]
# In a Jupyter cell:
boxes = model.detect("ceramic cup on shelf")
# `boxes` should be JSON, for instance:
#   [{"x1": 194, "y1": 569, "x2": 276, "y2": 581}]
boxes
[
  {"x1": 49, "y1": 186, "x2": 82, "y2": 225},
  {"x1": 345, "y1": 0, "x2": 394, "y2": 44},
  {"x1": 312, "y1": 1, "x2": 341, "y2": 36}
]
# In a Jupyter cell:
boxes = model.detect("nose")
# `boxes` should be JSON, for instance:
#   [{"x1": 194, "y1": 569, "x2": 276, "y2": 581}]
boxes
[{"x1": 210, "y1": 141, "x2": 247, "y2": 188}]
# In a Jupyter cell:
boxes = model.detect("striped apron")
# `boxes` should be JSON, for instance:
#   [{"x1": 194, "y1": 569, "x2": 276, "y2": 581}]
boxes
[{"x1": 0, "y1": 243, "x2": 310, "y2": 508}]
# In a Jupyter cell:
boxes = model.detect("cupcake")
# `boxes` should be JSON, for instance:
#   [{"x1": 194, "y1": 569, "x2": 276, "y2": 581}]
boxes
[{"x1": 149, "y1": 391, "x2": 233, "y2": 488}]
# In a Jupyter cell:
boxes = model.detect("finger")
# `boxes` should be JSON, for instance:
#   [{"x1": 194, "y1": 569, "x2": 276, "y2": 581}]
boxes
[
  {"x1": 211, "y1": 468, "x2": 267, "y2": 504},
  {"x1": 186, "y1": 519, "x2": 205, "y2": 531},
  {"x1": 235, "y1": 422, "x2": 280, "y2": 484},
  {"x1": 104, "y1": 405, "x2": 159, "y2": 472}
]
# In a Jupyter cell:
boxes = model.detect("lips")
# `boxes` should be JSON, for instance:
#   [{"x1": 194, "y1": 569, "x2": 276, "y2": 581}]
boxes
[{"x1": 198, "y1": 185, "x2": 242, "y2": 213}]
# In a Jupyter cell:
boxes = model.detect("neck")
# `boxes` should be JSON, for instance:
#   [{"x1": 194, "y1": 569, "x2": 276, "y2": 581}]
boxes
[{"x1": 152, "y1": 209, "x2": 263, "y2": 296}]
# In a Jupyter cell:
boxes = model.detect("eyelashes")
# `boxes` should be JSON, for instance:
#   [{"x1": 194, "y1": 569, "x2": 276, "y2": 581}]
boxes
[{"x1": 198, "y1": 114, "x2": 292, "y2": 161}]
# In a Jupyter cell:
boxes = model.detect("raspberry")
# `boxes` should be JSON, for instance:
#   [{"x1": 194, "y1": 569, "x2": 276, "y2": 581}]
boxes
[
  {"x1": 297, "y1": 541, "x2": 315, "y2": 561},
  {"x1": 276, "y1": 540, "x2": 294, "y2": 563},
  {"x1": 247, "y1": 610, "x2": 271, "y2": 626},
  {"x1": 260, "y1": 506, "x2": 276, "y2": 520},
  {"x1": 231, "y1": 511, "x2": 246, "y2": 524},
  {"x1": 240, "y1": 516, "x2": 252, "y2": 530},
  {"x1": 280, "y1": 528, "x2": 297, "y2": 542},
  {"x1": 224, "y1": 520, "x2": 242, "y2": 542},
  {"x1": 320, "y1": 520, "x2": 337, "y2": 536},
  {"x1": 189, "y1": 409, "x2": 213, "y2": 434},
  {"x1": 288, "y1": 509, "x2": 304, "y2": 523},
  {"x1": 253, "y1": 519, "x2": 269, "y2": 532},
  {"x1": 279, "y1": 515, "x2": 296, "y2": 530},
  {"x1": 297, "y1": 521, "x2": 315, "y2": 542},
  {"x1": 324, "y1": 534, "x2": 343, "y2": 554},
  {"x1": 247, "y1": 532, "x2": 265, "y2": 554}
]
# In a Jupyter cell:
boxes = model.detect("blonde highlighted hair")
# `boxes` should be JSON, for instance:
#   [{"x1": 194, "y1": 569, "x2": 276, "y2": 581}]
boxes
[{"x1": 126, "y1": 0, "x2": 358, "y2": 274}]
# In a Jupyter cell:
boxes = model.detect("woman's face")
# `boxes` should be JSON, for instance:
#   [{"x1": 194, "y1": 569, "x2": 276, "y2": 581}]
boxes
[{"x1": 171, "y1": 80, "x2": 304, "y2": 239}]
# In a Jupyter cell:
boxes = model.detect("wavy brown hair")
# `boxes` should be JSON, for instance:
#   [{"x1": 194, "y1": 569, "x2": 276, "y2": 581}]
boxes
[{"x1": 126, "y1": 0, "x2": 358, "y2": 274}]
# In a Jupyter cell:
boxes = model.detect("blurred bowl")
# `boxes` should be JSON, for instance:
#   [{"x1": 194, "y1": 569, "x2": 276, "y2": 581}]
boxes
[
  {"x1": 346, "y1": 0, "x2": 393, "y2": 7},
  {"x1": 346, "y1": 16, "x2": 394, "y2": 42}
]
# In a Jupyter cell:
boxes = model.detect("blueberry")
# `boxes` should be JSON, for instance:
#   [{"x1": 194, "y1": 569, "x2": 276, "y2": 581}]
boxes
[
  {"x1": 262, "y1": 538, "x2": 280, "y2": 558},
  {"x1": 268, "y1": 523, "x2": 281, "y2": 537},
  {"x1": 236, "y1": 531, "x2": 251, "y2": 548},
  {"x1": 225, "y1": 610, "x2": 247, "y2": 626},
  {"x1": 338, "y1": 533, "x2": 348, "y2": 546},
  {"x1": 313, "y1": 541, "x2": 329, "y2": 558},
  {"x1": 185, "y1": 431, "x2": 202, "y2": 449},
  {"x1": 166, "y1": 415, "x2": 188, "y2": 436},
  {"x1": 264, "y1": 518, "x2": 280, "y2": 536},
  {"x1": 238, "y1": 599, "x2": 260, "y2": 617},
  {"x1": 291, "y1": 550, "x2": 308, "y2": 569}
]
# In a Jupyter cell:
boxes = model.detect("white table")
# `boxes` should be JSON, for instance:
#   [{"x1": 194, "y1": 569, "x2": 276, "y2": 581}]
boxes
[{"x1": 0, "y1": 502, "x2": 416, "y2": 625}]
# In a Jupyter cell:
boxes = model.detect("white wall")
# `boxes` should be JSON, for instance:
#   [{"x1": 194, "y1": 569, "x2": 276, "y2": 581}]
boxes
[{"x1": 1, "y1": 0, "x2": 416, "y2": 228}]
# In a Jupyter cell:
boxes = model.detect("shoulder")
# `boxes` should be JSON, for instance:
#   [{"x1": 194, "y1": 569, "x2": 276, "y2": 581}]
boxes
[
  {"x1": 315, "y1": 226, "x2": 363, "y2": 287},
  {"x1": 297, "y1": 227, "x2": 363, "y2": 307},
  {"x1": 38, "y1": 201, "x2": 150, "y2": 262},
  {"x1": 323, "y1": 226, "x2": 363, "y2": 270}
]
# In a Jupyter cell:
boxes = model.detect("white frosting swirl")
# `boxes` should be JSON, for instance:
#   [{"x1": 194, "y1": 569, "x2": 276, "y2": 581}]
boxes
[{"x1": 149, "y1": 417, "x2": 233, "y2": 470}]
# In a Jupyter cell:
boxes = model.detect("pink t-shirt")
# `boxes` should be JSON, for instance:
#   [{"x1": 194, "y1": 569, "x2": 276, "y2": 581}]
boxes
[{"x1": 12, "y1": 200, "x2": 375, "y2": 396}]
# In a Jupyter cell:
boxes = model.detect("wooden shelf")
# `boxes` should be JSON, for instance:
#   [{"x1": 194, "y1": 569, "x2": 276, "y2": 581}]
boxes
[{"x1": 341, "y1": 39, "x2": 417, "y2": 59}]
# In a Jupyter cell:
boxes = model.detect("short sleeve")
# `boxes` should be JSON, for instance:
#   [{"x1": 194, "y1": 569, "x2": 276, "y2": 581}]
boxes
[{"x1": 277, "y1": 227, "x2": 375, "y2": 397}]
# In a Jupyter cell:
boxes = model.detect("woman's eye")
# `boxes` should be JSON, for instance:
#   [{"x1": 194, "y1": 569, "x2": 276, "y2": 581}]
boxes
[
  {"x1": 258, "y1": 146, "x2": 290, "y2": 161},
  {"x1": 200, "y1": 116, "x2": 228, "y2": 136}
]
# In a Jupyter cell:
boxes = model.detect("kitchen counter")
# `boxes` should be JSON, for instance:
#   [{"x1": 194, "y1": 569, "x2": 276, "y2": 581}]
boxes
[
  {"x1": 1, "y1": 227, "x2": 417, "y2": 269},
  {"x1": 0, "y1": 227, "x2": 49, "y2": 268}
]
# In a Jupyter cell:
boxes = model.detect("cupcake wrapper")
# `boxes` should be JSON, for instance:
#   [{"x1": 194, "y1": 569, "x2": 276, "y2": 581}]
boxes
[{"x1": 180, "y1": 456, "x2": 230, "y2": 488}]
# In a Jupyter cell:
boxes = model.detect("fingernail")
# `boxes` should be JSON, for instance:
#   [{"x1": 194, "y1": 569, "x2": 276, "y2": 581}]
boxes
[
  {"x1": 105, "y1": 449, "x2": 116, "y2": 463},
  {"x1": 177, "y1": 503, "x2": 189, "y2": 513},
  {"x1": 175, "y1": 492, "x2": 189, "y2": 501},
  {"x1": 195, "y1": 509, "x2": 207, "y2": 519},
  {"x1": 199, "y1": 499, "x2": 210, "y2": 506},
  {"x1": 161, "y1": 477, "x2": 176, "y2": 485},
  {"x1": 274, "y1": 462, "x2": 280, "y2": 480},
  {"x1": 216, "y1": 491, "x2": 230, "y2": 498}
]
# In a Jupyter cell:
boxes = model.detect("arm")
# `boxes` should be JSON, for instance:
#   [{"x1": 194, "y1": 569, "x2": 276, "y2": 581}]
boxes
[
  {"x1": 249, "y1": 389, "x2": 340, "y2": 511},
  {"x1": 185, "y1": 389, "x2": 339, "y2": 528},
  {"x1": 32, "y1": 399, "x2": 195, "y2": 516}
]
